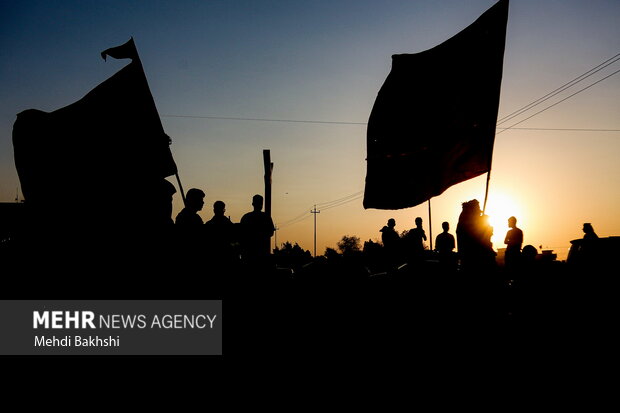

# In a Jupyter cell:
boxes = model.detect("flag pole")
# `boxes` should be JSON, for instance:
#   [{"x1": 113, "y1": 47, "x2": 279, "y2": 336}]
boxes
[
  {"x1": 103, "y1": 39, "x2": 188, "y2": 208},
  {"x1": 482, "y1": 122, "x2": 496, "y2": 215},
  {"x1": 482, "y1": 170, "x2": 491, "y2": 215},
  {"x1": 175, "y1": 172, "x2": 187, "y2": 207},
  {"x1": 428, "y1": 199, "x2": 433, "y2": 251}
]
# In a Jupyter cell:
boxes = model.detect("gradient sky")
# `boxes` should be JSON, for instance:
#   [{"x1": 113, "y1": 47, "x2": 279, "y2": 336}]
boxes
[{"x1": 1, "y1": 0, "x2": 619, "y2": 260}]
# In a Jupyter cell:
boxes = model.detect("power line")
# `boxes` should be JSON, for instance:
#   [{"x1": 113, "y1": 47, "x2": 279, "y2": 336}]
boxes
[
  {"x1": 321, "y1": 194, "x2": 364, "y2": 211},
  {"x1": 497, "y1": 127, "x2": 620, "y2": 132},
  {"x1": 278, "y1": 213, "x2": 311, "y2": 228},
  {"x1": 496, "y1": 52, "x2": 620, "y2": 125},
  {"x1": 316, "y1": 190, "x2": 364, "y2": 207},
  {"x1": 162, "y1": 114, "x2": 618, "y2": 132},
  {"x1": 278, "y1": 209, "x2": 313, "y2": 228},
  {"x1": 497, "y1": 67, "x2": 620, "y2": 135},
  {"x1": 278, "y1": 190, "x2": 364, "y2": 229},
  {"x1": 161, "y1": 114, "x2": 367, "y2": 125}
]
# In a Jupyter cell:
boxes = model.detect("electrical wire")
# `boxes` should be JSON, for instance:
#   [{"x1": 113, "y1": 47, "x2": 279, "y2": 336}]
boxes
[
  {"x1": 496, "y1": 52, "x2": 620, "y2": 125},
  {"x1": 497, "y1": 67, "x2": 620, "y2": 135},
  {"x1": 278, "y1": 190, "x2": 365, "y2": 228}
]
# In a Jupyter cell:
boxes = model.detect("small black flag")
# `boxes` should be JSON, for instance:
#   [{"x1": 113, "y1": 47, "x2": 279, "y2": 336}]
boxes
[{"x1": 101, "y1": 37, "x2": 139, "y2": 61}]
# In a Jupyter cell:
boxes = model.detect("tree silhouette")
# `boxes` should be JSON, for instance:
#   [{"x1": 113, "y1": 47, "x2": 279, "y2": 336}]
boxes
[
  {"x1": 273, "y1": 241, "x2": 312, "y2": 270},
  {"x1": 337, "y1": 235, "x2": 361, "y2": 256},
  {"x1": 324, "y1": 247, "x2": 341, "y2": 263}
]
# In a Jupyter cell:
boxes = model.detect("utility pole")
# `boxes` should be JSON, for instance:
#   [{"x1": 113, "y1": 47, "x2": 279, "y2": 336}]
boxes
[
  {"x1": 263, "y1": 149, "x2": 273, "y2": 218},
  {"x1": 263, "y1": 149, "x2": 274, "y2": 255},
  {"x1": 310, "y1": 205, "x2": 320, "y2": 257}
]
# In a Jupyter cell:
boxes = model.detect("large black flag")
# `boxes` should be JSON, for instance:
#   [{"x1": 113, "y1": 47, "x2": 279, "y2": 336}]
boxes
[
  {"x1": 363, "y1": 0, "x2": 509, "y2": 210},
  {"x1": 13, "y1": 38, "x2": 177, "y2": 226}
]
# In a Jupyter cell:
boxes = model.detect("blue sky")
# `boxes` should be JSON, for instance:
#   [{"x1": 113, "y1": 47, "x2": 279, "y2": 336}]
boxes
[{"x1": 1, "y1": 0, "x2": 619, "y2": 257}]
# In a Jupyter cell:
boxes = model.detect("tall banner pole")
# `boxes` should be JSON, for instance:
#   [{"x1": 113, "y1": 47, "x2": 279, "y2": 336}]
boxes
[
  {"x1": 482, "y1": 170, "x2": 491, "y2": 215},
  {"x1": 483, "y1": 120, "x2": 496, "y2": 215},
  {"x1": 428, "y1": 199, "x2": 433, "y2": 251},
  {"x1": 102, "y1": 38, "x2": 186, "y2": 207},
  {"x1": 175, "y1": 172, "x2": 187, "y2": 207}
]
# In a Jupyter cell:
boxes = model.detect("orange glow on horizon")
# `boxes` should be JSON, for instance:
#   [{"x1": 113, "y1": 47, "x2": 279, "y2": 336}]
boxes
[{"x1": 483, "y1": 191, "x2": 525, "y2": 250}]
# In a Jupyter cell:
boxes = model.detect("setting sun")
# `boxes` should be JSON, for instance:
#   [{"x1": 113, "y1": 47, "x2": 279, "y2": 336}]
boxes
[{"x1": 484, "y1": 191, "x2": 524, "y2": 249}]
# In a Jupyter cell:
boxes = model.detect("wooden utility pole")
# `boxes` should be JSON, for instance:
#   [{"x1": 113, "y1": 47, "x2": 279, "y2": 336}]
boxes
[
  {"x1": 263, "y1": 149, "x2": 273, "y2": 217},
  {"x1": 311, "y1": 205, "x2": 320, "y2": 257}
]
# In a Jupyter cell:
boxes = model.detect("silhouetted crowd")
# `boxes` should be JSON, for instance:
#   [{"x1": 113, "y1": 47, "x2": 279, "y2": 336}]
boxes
[
  {"x1": 376, "y1": 198, "x2": 605, "y2": 278},
  {"x1": 380, "y1": 199, "x2": 499, "y2": 274},
  {"x1": 0, "y1": 187, "x2": 607, "y2": 290},
  {"x1": 172, "y1": 189, "x2": 274, "y2": 275}
]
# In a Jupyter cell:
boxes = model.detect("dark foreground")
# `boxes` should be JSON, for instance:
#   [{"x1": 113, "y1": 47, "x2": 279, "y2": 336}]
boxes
[{"x1": 2, "y1": 235, "x2": 616, "y2": 368}]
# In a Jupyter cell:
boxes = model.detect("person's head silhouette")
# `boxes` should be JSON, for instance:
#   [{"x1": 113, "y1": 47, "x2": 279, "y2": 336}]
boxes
[
  {"x1": 508, "y1": 216, "x2": 517, "y2": 228},
  {"x1": 461, "y1": 199, "x2": 482, "y2": 217},
  {"x1": 582, "y1": 222, "x2": 598, "y2": 239},
  {"x1": 522, "y1": 245, "x2": 538, "y2": 263},
  {"x1": 442, "y1": 221, "x2": 450, "y2": 232},
  {"x1": 415, "y1": 217, "x2": 423, "y2": 228},
  {"x1": 186, "y1": 188, "x2": 205, "y2": 212},
  {"x1": 387, "y1": 218, "x2": 396, "y2": 228},
  {"x1": 252, "y1": 194, "x2": 264, "y2": 212},
  {"x1": 213, "y1": 200, "x2": 226, "y2": 217}
]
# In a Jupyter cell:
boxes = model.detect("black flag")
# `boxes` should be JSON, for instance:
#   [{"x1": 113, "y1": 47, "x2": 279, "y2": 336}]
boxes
[
  {"x1": 13, "y1": 38, "x2": 177, "y2": 227},
  {"x1": 101, "y1": 37, "x2": 139, "y2": 61},
  {"x1": 363, "y1": 0, "x2": 509, "y2": 210}
]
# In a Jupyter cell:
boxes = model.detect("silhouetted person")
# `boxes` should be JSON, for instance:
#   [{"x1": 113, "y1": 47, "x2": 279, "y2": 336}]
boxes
[
  {"x1": 582, "y1": 223, "x2": 598, "y2": 240},
  {"x1": 204, "y1": 200, "x2": 236, "y2": 266},
  {"x1": 504, "y1": 216, "x2": 523, "y2": 270},
  {"x1": 205, "y1": 200, "x2": 233, "y2": 228},
  {"x1": 240, "y1": 194, "x2": 275, "y2": 267},
  {"x1": 520, "y1": 245, "x2": 539, "y2": 285},
  {"x1": 380, "y1": 218, "x2": 401, "y2": 268},
  {"x1": 380, "y1": 218, "x2": 400, "y2": 249},
  {"x1": 175, "y1": 188, "x2": 205, "y2": 225},
  {"x1": 173, "y1": 188, "x2": 206, "y2": 270},
  {"x1": 456, "y1": 199, "x2": 496, "y2": 272},
  {"x1": 521, "y1": 245, "x2": 538, "y2": 268},
  {"x1": 404, "y1": 217, "x2": 426, "y2": 263},
  {"x1": 435, "y1": 221, "x2": 456, "y2": 271},
  {"x1": 575, "y1": 222, "x2": 600, "y2": 269},
  {"x1": 435, "y1": 221, "x2": 455, "y2": 254}
]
